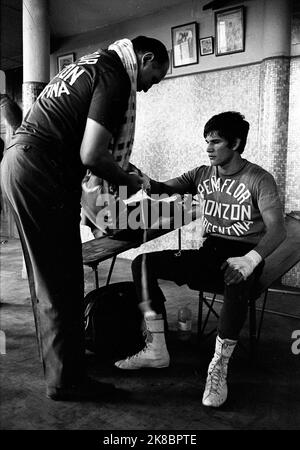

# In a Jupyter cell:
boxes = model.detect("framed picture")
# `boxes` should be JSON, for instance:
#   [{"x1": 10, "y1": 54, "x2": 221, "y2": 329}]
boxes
[
  {"x1": 57, "y1": 53, "x2": 75, "y2": 72},
  {"x1": 171, "y1": 22, "x2": 199, "y2": 67},
  {"x1": 215, "y1": 6, "x2": 245, "y2": 56},
  {"x1": 166, "y1": 50, "x2": 172, "y2": 75},
  {"x1": 199, "y1": 36, "x2": 214, "y2": 56}
]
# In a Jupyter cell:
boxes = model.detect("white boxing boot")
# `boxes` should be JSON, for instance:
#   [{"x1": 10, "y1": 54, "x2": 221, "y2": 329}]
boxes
[
  {"x1": 115, "y1": 315, "x2": 170, "y2": 370},
  {"x1": 202, "y1": 335, "x2": 237, "y2": 407}
]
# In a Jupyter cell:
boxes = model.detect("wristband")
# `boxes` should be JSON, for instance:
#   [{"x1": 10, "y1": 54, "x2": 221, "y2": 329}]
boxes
[
  {"x1": 245, "y1": 249, "x2": 262, "y2": 269},
  {"x1": 143, "y1": 175, "x2": 151, "y2": 193}
]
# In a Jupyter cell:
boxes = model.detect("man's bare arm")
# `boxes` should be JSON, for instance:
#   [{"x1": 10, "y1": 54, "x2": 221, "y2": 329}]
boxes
[
  {"x1": 149, "y1": 178, "x2": 191, "y2": 196},
  {"x1": 80, "y1": 118, "x2": 142, "y2": 193},
  {"x1": 253, "y1": 207, "x2": 286, "y2": 259}
]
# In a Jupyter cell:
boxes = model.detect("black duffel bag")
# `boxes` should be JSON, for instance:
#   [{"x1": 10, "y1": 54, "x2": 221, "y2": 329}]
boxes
[{"x1": 84, "y1": 282, "x2": 145, "y2": 362}]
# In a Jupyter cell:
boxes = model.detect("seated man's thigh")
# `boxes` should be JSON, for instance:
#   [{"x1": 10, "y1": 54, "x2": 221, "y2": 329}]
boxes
[
  {"x1": 141, "y1": 249, "x2": 223, "y2": 288},
  {"x1": 136, "y1": 250, "x2": 197, "y2": 285},
  {"x1": 184, "y1": 245, "x2": 225, "y2": 290}
]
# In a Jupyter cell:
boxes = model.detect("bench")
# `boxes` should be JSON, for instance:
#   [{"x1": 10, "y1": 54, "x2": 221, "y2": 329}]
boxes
[{"x1": 82, "y1": 202, "x2": 199, "y2": 288}]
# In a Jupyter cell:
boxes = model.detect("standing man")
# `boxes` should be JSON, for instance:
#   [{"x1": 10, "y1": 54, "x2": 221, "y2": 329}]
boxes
[
  {"x1": 0, "y1": 36, "x2": 169, "y2": 401},
  {"x1": 115, "y1": 111, "x2": 286, "y2": 408}
]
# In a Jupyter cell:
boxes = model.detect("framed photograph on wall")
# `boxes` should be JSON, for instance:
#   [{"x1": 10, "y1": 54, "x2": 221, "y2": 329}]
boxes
[
  {"x1": 166, "y1": 50, "x2": 172, "y2": 75},
  {"x1": 171, "y1": 22, "x2": 199, "y2": 67},
  {"x1": 215, "y1": 6, "x2": 245, "y2": 56},
  {"x1": 57, "y1": 53, "x2": 75, "y2": 72},
  {"x1": 199, "y1": 36, "x2": 214, "y2": 56}
]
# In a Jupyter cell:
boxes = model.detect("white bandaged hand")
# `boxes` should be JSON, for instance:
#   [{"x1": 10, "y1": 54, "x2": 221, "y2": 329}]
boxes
[{"x1": 226, "y1": 250, "x2": 262, "y2": 280}]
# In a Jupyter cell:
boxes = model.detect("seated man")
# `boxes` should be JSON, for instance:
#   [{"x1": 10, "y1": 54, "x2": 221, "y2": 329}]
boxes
[{"x1": 115, "y1": 111, "x2": 286, "y2": 408}]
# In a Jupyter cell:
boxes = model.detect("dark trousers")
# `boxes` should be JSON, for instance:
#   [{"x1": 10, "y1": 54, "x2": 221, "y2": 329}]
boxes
[
  {"x1": 132, "y1": 236, "x2": 263, "y2": 340},
  {"x1": 1, "y1": 143, "x2": 85, "y2": 389}
]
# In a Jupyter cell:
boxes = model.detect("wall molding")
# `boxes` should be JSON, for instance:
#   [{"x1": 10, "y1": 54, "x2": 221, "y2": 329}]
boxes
[{"x1": 164, "y1": 55, "x2": 292, "y2": 81}]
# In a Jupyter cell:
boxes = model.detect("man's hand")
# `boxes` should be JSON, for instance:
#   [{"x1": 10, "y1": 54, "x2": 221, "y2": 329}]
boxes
[
  {"x1": 221, "y1": 250, "x2": 262, "y2": 285},
  {"x1": 127, "y1": 166, "x2": 151, "y2": 194},
  {"x1": 127, "y1": 172, "x2": 144, "y2": 196},
  {"x1": 141, "y1": 173, "x2": 151, "y2": 193}
]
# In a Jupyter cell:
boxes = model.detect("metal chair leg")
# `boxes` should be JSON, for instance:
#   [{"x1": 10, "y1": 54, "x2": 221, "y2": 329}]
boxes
[
  {"x1": 202, "y1": 295, "x2": 219, "y2": 321},
  {"x1": 198, "y1": 291, "x2": 219, "y2": 340},
  {"x1": 92, "y1": 264, "x2": 99, "y2": 289},
  {"x1": 197, "y1": 291, "x2": 203, "y2": 337},
  {"x1": 257, "y1": 290, "x2": 268, "y2": 342},
  {"x1": 106, "y1": 255, "x2": 117, "y2": 286}
]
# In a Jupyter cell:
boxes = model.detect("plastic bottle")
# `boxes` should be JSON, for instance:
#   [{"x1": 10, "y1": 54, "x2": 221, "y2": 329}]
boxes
[{"x1": 177, "y1": 305, "x2": 192, "y2": 341}]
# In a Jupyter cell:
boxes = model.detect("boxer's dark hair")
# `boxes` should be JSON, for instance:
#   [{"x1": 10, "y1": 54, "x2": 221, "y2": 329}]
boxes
[{"x1": 204, "y1": 111, "x2": 250, "y2": 154}]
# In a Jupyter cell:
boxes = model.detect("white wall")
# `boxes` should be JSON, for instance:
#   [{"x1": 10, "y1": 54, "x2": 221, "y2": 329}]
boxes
[
  {"x1": 47, "y1": 0, "x2": 300, "y2": 285},
  {"x1": 50, "y1": 0, "x2": 291, "y2": 78}
]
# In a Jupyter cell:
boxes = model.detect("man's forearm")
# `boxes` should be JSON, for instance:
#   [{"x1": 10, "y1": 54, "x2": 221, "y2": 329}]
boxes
[
  {"x1": 149, "y1": 179, "x2": 181, "y2": 196},
  {"x1": 127, "y1": 162, "x2": 141, "y2": 175},
  {"x1": 253, "y1": 225, "x2": 286, "y2": 259},
  {"x1": 223, "y1": 225, "x2": 286, "y2": 285},
  {"x1": 86, "y1": 153, "x2": 131, "y2": 186}
]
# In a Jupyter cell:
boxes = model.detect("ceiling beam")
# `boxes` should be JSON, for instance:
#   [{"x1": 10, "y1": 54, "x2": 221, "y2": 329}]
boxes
[{"x1": 203, "y1": 0, "x2": 247, "y2": 11}]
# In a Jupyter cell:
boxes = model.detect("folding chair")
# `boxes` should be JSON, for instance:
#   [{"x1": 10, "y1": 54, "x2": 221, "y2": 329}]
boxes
[{"x1": 190, "y1": 214, "x2": 300, "y2": 358}]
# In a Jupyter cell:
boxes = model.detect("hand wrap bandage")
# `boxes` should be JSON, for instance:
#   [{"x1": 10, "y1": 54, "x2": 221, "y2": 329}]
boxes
[
  {"x1": 226, "y1": 250, "x2": 262, "y2": 280},
  {"x1": 142, "y1": 174, "x2": 151, "y2": 193}
]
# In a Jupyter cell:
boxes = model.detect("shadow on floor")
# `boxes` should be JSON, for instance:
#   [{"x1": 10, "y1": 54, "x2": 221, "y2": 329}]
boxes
[{"x1": 0, "y1": 238, "x2": 300, "y2": 430}]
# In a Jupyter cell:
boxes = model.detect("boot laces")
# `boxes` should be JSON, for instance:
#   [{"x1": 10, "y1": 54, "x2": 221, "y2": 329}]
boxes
[
  {"x1": 208, "y1": 357, "x2": 226, "y2": 395},
  {"x1": 143, "y1": 328, "x2": 153, "y2": 342},
  {"x1": 123, "y1": 340, "x2": 151, "y2": 362}
]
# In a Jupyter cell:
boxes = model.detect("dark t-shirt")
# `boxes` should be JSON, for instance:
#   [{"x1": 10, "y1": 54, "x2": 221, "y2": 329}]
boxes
[
  {"x1": 16, "y1": 49, "x2": 131, "y2": 160},
  {"x1": 176, "y1": 160, "x2": 283, "y2": 244}
]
